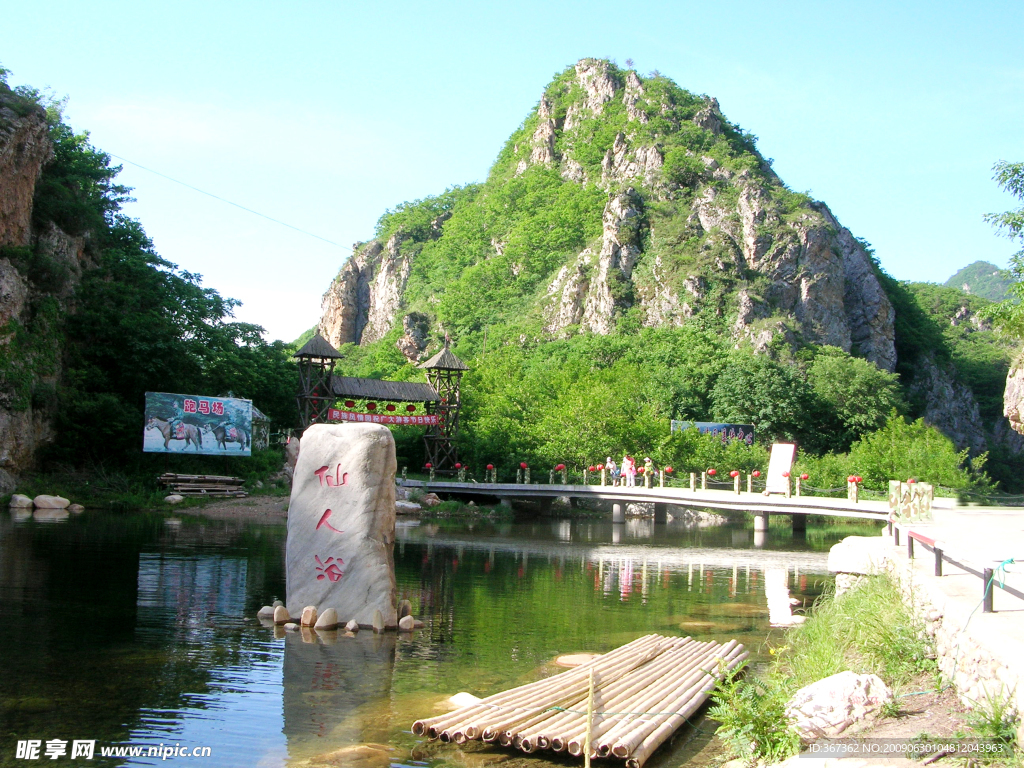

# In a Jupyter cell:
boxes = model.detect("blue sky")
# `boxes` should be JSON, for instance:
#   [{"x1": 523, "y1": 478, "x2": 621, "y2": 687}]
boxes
[{"x1": 3, "y1": 1, "x2": 1022, "y2": 341}]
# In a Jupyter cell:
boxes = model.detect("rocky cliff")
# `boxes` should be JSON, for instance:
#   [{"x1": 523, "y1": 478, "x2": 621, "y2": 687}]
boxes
[
  {"x1": 0, "y1": 85, "x2": 92, "y2": 492},
  {"x1": 0, "y1": 89, "x2": 53, "y2": 492},
  {"x1": 320, "y1": 58, "x2": 896, "y2": 373}
]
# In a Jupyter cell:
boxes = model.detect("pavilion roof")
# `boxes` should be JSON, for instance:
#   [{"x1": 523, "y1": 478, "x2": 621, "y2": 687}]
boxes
[
  {"x1": 293, "y1": 333, "x2": 342, "y2": 359},
  {"x1": 330, "y1": 376, "x2": 440, "y2": 403},
  {"x1": 418, "y1": 345, "x2": 468, "y2": 371}
]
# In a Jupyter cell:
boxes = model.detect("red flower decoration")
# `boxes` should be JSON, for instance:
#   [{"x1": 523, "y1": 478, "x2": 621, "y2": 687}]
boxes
[
  {"x1": 730, "y1": 470, "x2": 739, "y2": 478},
  {"x1": 555, "y1": 463, "x2": 565, "y2": 471},
  {"x1": 800, "y1": 473, "x2": 809, "y2": 480},
  {"x1": 366, "y1": 402, "x2": 377, "y2": 411},
  {"x1": 406, "y1": 404, "x2": 416, "y2": 412},
  {"x1": 385, "y1": 404, "x2": 396, "y2": 412},
  {"x1": 707, "y1": 468, "x2": 716, "y2": 476},
  {"x1": 344, "y1": 400, "x2": 355, "y2": 408},
  {"x1": 752, "y1": 470, "x2": 761, "y2": 477},
  {"x1": 486, "y1": 464, "x2": 494, "y2": 470},
  {"x1": 520, "y1": 462, "x2": 528, "y2": 469}
]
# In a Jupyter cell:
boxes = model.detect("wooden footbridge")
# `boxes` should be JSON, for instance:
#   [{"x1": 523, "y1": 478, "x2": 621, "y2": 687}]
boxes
[{"x1": 406, "y1": 480, "x2": 891, "y2": 532}]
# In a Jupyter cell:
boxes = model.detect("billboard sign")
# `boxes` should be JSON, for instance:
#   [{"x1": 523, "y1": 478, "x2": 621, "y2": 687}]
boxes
[
  {"x1": 144, "y1": 392, "x2": 253, "y2": 456},
  {"x1": 671, "y1": 421, "x2": 755, "y2": 445},
  {"x1": 327, "y1": 408, "x2": 438, "y2": 426}
]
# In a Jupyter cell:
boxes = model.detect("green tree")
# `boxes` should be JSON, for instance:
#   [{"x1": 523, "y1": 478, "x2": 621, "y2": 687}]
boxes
[
  {"x1": 710, "y1": 351, "x2": 809, "y2": 442},
  {"x1": 847, "y1": 413, "x2": 990, "y2": 492},
  {"x1": 984, "y1": 161, "x2": 1024, "y2": 336},
  {"x1": 806, "y1": 347, "x2": 906, "y2": 452}
]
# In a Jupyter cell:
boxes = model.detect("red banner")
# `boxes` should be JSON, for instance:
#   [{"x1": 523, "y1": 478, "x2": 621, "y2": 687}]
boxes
[{"x1": 327, "y1": 409, "x2": 438, "y2": 426}]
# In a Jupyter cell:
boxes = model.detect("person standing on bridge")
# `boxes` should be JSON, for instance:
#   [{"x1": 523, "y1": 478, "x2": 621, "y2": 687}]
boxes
[
  {"x1": 624, "y1": 455, "x2": 637, "y2": 487},
  {"x1": 606, "y1": 456, "x2": 618, "y2": 486}
]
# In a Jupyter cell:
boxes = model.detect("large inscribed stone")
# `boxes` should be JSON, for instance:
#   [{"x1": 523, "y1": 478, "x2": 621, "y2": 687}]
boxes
[{"x1": 286, "y1": 423, "x2": 397, "y2": 627}]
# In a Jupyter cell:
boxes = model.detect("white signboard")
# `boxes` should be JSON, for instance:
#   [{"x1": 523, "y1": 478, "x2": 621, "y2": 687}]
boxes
[{"x1": 765, "y1": 443, "x2": 796, "y2": 495}]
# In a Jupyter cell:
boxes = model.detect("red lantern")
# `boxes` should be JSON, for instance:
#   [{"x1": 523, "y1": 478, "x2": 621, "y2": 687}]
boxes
[
  {"x1": 486, "y1": 464, "x2": 494, "y2": 470},
  {"x1": 855, "y1": 476, "x2": 863, "y2": 483},
  {"x1": 425, "y1": 463, "x2": 432, "y2": 469},
  {"x1": 665, "y1": 466, "x2": 673, "y2": 473},
  {"x1": 752, "y1": 470, "x2": 761, "y2": 477},
  {"x1": 344, "y1": 400, "x2": 355, "y2": 408},
  {"x1": 708, "y1": 468, "x2": 717, "y2": 476},
  {"x1": 847, "y1": 475, "x2": 855, "y2": 483},
  {"x1": 520, "y1": 462, "x2": 528, "y2": 469},
  {"x1": 366, "y1": 402, "x2": 377, "y2": 411},
  {"x1": 782, "y1": 471, "x2": 790, "y2": 478},
  {"x1": 386, "y1": 404, "x2": 396, "y2": 412},
  {"x1": 555, "y1": 463, "x2": 565, "y2": 471},
  {"x1": 800, "y1": 473, "x2": 809, "y2": 480},
  {"x1": 406, "y1": 404, "x2": 416, "y2": 412},
  {"x1": 730, "y1": 470, "x2": 739, "y2": 478},
  {"x1": 588, "y1": 466, "x2": 596, "y2": 472},
  {"x1": 908, "y1": 478, "x2": 917, "y2": 484},
  {"x1": 597, "y1": 464, "x2": 604, "y2": 470},
  {"x1": 455, "y1": 463, "x2": 462, "y2": 469}
]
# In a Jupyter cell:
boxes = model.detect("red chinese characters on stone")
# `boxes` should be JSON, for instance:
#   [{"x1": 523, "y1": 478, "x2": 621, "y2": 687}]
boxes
[
  {"x1": 316, "y1": 508, "x2": 343, "y2": 534},
  {"x1": 315, "y1": 555, "x2": 345, "y2": 582},
  {"x1": 314, "y1": 465, "x2": 349, "y2": 487}
]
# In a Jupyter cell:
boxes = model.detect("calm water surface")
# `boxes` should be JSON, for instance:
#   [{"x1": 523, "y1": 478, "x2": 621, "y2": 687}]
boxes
[{"x1": 0, "y1": 509, "x2": 879, "y2": 767}]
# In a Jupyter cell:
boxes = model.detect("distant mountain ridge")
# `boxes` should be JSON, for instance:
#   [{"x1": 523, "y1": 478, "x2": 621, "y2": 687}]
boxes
[{"x1": 945, "y1": 260, "x2": 1012, "y2": 302}]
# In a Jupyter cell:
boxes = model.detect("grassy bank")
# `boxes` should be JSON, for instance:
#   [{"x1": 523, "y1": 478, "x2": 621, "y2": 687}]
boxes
[
  {"x1": 2, "y1": 447, "x2": 289, "y2": 511},
  {"x1": 709, "y1": 575, "x2": 939, "y2": 765}
]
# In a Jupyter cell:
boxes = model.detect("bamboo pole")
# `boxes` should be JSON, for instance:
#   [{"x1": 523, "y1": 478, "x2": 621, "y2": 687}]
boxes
[
  {"x1": 623, "y1": 650, "x2": 749, "y2": 768},
  {"x1": 534, "y1": 638, "x2": 712, "y2": 752},
  {"x1": 550, "y1": 638, "x2": 714, "y2": 753},
  {"x1": 427, "y1": 635, "x2": 667, "y2": 742},
  {"x1": 584, "y1": 668, "x2": 594, "y2": 768},
  {"x1": 609, "y1": 643, "x2": 745, "y2": 758},
  {"x1": 582, "y1": 642, "x2": 732, "y2": 757},
  {"x1": 415, "y1": 633, "x2": 662, "y2": 736},
  {"x1": 412, "y1": 633, "x2": 747, "y2": 765}
]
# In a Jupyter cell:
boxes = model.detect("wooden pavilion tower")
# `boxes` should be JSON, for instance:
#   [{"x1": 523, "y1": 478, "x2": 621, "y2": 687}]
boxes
[
  {"x1": 293, "y1": 333, "x2": 342, "y2": 428},
  {"x1": 418, "y1": 340, "x2": 468, "y2": 471}
]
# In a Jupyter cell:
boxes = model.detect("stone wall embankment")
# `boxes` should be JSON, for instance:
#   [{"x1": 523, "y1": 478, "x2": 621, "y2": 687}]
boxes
[{"x1": 830, "y1": 534, "x2": 1024, "y2": 743}]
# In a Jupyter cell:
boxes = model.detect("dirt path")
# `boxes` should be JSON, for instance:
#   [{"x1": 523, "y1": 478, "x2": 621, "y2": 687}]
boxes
[{"x1": 173, "y1": 493, "x2": 289, "y2": 522}]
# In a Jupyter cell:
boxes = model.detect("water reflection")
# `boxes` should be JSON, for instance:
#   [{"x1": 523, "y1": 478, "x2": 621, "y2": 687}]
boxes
[
  {"x1": 282, "y1": 631, "x2": 396, "y2": 758},
  {"x1": 0, "y1": 509, "x2": 873, "y2": 768}
]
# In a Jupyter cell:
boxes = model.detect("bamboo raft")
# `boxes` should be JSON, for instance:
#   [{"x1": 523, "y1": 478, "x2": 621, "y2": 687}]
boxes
[
  {"x1": 412, "y1": 634, "x2": 747, "y2": 768},
  {"x1": 158, "y1": 473, "x2": 248, "y2": 498}
]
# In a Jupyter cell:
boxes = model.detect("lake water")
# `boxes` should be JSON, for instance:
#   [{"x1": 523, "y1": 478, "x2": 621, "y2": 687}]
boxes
[{"x1": 0, "y1": 508, "x2": 877, "y2": 767}]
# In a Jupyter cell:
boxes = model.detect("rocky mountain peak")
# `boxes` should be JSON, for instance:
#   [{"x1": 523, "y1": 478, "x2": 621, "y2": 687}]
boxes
[{"x1": 319, "y1": 58, "x2": 898, "y2": 373}]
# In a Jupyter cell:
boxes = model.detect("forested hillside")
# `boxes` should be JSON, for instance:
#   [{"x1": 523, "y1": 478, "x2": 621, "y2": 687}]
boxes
[
  {"x1": 0, "y1": 71, "x2": 296, "y2": 491},
  {"x1": 945, "y1": 261, "x2": 1012, "y2": 301},
  {"x1": 314, "y1": 59, "x2": 1022, "y2": 491}
]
